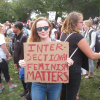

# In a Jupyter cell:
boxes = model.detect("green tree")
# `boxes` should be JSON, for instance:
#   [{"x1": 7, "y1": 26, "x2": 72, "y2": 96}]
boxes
[{"x1": 0, "y1": 0, "x2": 100, "y2": 23}]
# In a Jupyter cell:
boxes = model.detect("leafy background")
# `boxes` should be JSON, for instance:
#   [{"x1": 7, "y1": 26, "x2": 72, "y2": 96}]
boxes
[{"x1": 0, "y1": 0, "x2": 99, "y2": 23}]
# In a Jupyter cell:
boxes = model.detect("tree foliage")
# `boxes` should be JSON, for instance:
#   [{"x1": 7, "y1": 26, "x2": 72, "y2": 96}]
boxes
[{"x1": 0, "y1": 0, "x2": 100, "y2": 23}]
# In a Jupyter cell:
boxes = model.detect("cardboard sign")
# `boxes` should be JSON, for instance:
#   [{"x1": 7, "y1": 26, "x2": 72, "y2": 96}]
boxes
[
  {"x1": 24, "y1": 42, "x2": 69, "y2": 83},
  {"x1": 5, "y1": 37, "x2": 11, "y2": 51}
]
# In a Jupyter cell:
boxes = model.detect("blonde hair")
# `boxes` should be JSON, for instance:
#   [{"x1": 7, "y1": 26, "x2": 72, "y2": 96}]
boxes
[
  {"x1": 61, "y1": 11, "x2": 83, "y2": 35},
  {"x1": 97, "y1": 23, "x2": 100, "y2": 31},
  {"x1": 0, "y1": 26, "x2": 3, "y2": 35},
  {"x1": 28, "y1": 17, "x2": 52, "y2": 42},
  {"x1": 83, "y1": 20, "x2": 95, "y2": 30}
]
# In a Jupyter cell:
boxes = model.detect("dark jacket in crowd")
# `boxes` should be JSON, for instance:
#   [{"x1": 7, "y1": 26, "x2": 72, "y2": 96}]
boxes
[{"x1": 14, "y1": 32, "x2": 27, "y2": 64}]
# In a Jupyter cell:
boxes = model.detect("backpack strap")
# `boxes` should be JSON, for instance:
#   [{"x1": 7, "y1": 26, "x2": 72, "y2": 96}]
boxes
[
  {"x1": 19, "y1": 34, "x2": 24, "y2": 47},
  {"x1": 89, "y1": 30, "x2": 94, "y2": 40}
]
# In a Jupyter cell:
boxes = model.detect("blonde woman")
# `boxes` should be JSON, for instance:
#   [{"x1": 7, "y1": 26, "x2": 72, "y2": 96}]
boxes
[
  {"x1": 60, "y1": 11, "x2": 100, "y2": 100},
  {"x1": 97, "y1": 23, "x2": 100, "y2": 31},
  {"x1": 83, "y1": 20, "x2": 96, "y2": 79},
  {"x1": 0, "y1": 23, "x2": 17, "y2": 93}
]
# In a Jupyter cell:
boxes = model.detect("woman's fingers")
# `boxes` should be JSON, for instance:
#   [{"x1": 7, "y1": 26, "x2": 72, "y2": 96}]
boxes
[
  {"x1": 19, "y1": 60, "x2": 26, "y2": 67},
  {"x1": 67, "y1": 58, "x2": 74, "y2": 66}
]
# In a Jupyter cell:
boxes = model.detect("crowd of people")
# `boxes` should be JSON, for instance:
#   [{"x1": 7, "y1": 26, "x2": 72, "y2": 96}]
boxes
[{"x1": 0, "y1": 11, "x2": 100, "y2": 100}]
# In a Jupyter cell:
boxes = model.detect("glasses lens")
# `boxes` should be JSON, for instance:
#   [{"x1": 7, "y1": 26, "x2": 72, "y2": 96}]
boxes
[
  {"x1": 43, "y1": 26, "x2": 48, "y2": 31},
  {"x1": 37, "y1": 27, "x2": 42, "y2": 32}
]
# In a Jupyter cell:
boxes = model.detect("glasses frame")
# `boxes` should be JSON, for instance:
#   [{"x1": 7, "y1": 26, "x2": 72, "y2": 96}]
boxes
[
  {"x1": 36, "y1": 26, "x2": 49, "y2": 32},
  {"x1": 78, "y1": 21, "x2": 83, "y2": 23}
]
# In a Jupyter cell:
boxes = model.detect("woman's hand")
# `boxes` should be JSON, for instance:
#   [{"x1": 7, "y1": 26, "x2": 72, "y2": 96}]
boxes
[
  {"x1": 19, "y1": 60, "x2": 26, "y2": 68},
  {"x1": 67, "y1": 58, "x2": 74, "y2": 66}
]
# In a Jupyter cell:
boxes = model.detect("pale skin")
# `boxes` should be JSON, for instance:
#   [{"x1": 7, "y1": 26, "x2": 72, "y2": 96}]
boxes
[{"x1": 77, "y1": 38, "x2": 100, "y2": 59}]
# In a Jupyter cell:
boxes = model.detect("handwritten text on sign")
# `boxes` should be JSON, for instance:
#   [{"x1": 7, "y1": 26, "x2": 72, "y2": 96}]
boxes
[{"x1": 24, "y1": 42, "x2": 69, "y2": 83}]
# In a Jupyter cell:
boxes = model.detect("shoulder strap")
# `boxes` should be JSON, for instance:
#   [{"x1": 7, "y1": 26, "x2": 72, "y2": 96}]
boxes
[
  {"x1": 19, "y1": 34, "x2": 24, "y2": 46},
  {"x1": 63, "y1": 33, "x2": 78, "y2": 59},
  {"x1": 89, "y1": 30, "x2": 94, "y2": 40},
  {"x1": 64, "y1": 33, "x2": 73, "y2": 42}
]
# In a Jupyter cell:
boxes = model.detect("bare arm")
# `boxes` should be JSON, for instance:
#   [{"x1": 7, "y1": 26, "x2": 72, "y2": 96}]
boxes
[
  {"x1": 55, "y1": 33, "x2": 58, "y2": 39},
  {"x1": 77, "y1": 38, "x2": 100, "y2": 60},
  {"x1": 1, "y1": 43, "x2": 10, "y2": 57}
]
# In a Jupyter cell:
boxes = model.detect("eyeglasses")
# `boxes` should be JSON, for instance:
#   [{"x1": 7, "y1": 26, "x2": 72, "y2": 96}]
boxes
[
  {"x1": 78, "y1": 21, "x2": 83, "y2": 23},
  {"x1": 37, "y1": 26, "x2": 49, "y2": 32}
]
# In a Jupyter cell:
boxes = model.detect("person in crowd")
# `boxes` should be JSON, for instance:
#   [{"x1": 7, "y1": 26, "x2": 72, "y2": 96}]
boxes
[
  {"x1": 82, "y1": 20, "x2": 96, "y2": 78},
  {"x1": 29, "y1": 21, "x2": 34, "y2": 29},
  {"x1": 6, "y1": 24, "x2": 13, "y2": 56},
  {"x1": 97, "y1": 23, "x2": 100, "y2": 31},
  {"x1": 27, "y1": 21, "x2": 34, "y2": 35},
  {"x1": 12, "y1": 22, "x2": 28, "y2": 98},
  {"x1": 50, "y1": 23, "x2": 57, "y2": 39},
  {"x1": 23, "y1": 24, "x2": 29, "y2": 36},
  {"x1": 26, "y1": 20, "x2": 30, "y2": 30},
  {"x1": 11, "y1": 23, "x2": 15, "y2": 40},
  {"x1": 18, "y1": 17, "x2": 74, "y2": 100},
  {"x1": 6, "y1": 24, "x2": 13, "y2": 38},
  {"x1": 93, "y1": 17, "x2": 99, "y2": 30},
  {"x1": 96, "y1": 24, "x2": 100, "y2": 68},
  {"x1": 24, "y1": 21, "x2": 34, "y2": 100},
  {"x1": 59, "y1": 11, "x2": 100, "y2": 100},
  {"x1": 96, "y1": 26, "x2": 100, "y2": 90},
  {"x1": 2, "y1": 25, "x2": 6, "y2": 36},
  {"x1": 6, "y1": 21, "x2": 10, "y2": 26},
  {"x1": 89, "y1": 17, "x2": 93, "y2": 21},
  {"x1": 0, "y1": 23, "x2": 4, "y2": 30},
  {"x1": 0, "y1": 23, "x2": 17, "y2": 93}
]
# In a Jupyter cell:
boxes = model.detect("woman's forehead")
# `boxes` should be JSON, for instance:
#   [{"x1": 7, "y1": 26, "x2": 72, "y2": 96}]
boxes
[{"x1": 36, "y1": 20, "x2": 49, "y2": 27}]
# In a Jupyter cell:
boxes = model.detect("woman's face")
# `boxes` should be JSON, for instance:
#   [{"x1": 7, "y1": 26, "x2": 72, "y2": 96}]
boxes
[
  {"x1": 36, "y1": 20, "x2": 50, "y2": 39},
  {"x1": 2, "y1": 26, "x2": 6, "y2": 34},
  {"x1": 83, "y1": 22, "x2": 88, "y2": 31},
  {"x1": 77, "y1": 17, "x2": 83, "y2": 30}
]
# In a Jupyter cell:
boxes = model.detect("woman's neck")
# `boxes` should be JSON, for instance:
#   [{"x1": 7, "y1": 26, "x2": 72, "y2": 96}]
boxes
[
  {"x1": 86, "y1": 27, "x2": 90, "y2": 32},
  {"x1": 40, "y1": 37, "x2": 51, "y2": 42}
]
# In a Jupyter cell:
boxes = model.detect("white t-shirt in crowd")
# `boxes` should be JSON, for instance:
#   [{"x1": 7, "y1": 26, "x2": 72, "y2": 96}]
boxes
[
  {"x1": 0, "y1": 34, "x2": 6, "y2": 59},
  {"x1": 50, "y1": 28, "x2": 57, "y2": 39}
]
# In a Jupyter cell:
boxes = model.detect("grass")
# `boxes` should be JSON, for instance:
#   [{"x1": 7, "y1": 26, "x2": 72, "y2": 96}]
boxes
[{"x1": 0, "y1": 59, "x2": 100, "y2": 100}]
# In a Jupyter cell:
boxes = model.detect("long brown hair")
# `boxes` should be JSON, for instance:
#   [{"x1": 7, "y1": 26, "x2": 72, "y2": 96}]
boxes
[
  {"x1": 61, "y1": 11, "x2": 83, "y2": 35},
  {"x1": 28, "y1": 17, "x2": 52, "y2": 42}
]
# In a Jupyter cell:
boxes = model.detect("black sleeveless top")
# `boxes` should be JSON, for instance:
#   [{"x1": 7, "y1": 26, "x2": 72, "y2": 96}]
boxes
[{"x1": 60, "y1": 33, "x2": 89, "y2": 71}]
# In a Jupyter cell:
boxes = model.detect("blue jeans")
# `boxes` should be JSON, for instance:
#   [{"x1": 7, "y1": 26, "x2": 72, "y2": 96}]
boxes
[{"x1": 31, "y1": 82, "x2": 62, "y2": 100}]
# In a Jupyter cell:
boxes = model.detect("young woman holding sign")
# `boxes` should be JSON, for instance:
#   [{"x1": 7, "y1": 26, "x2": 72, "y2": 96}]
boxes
[
  {"x1": 60, "y1": 11, "x2": 100, "y2": 100},
  {"x1": 19, "y1": 17, "x2": 74, "y2": 100}
]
